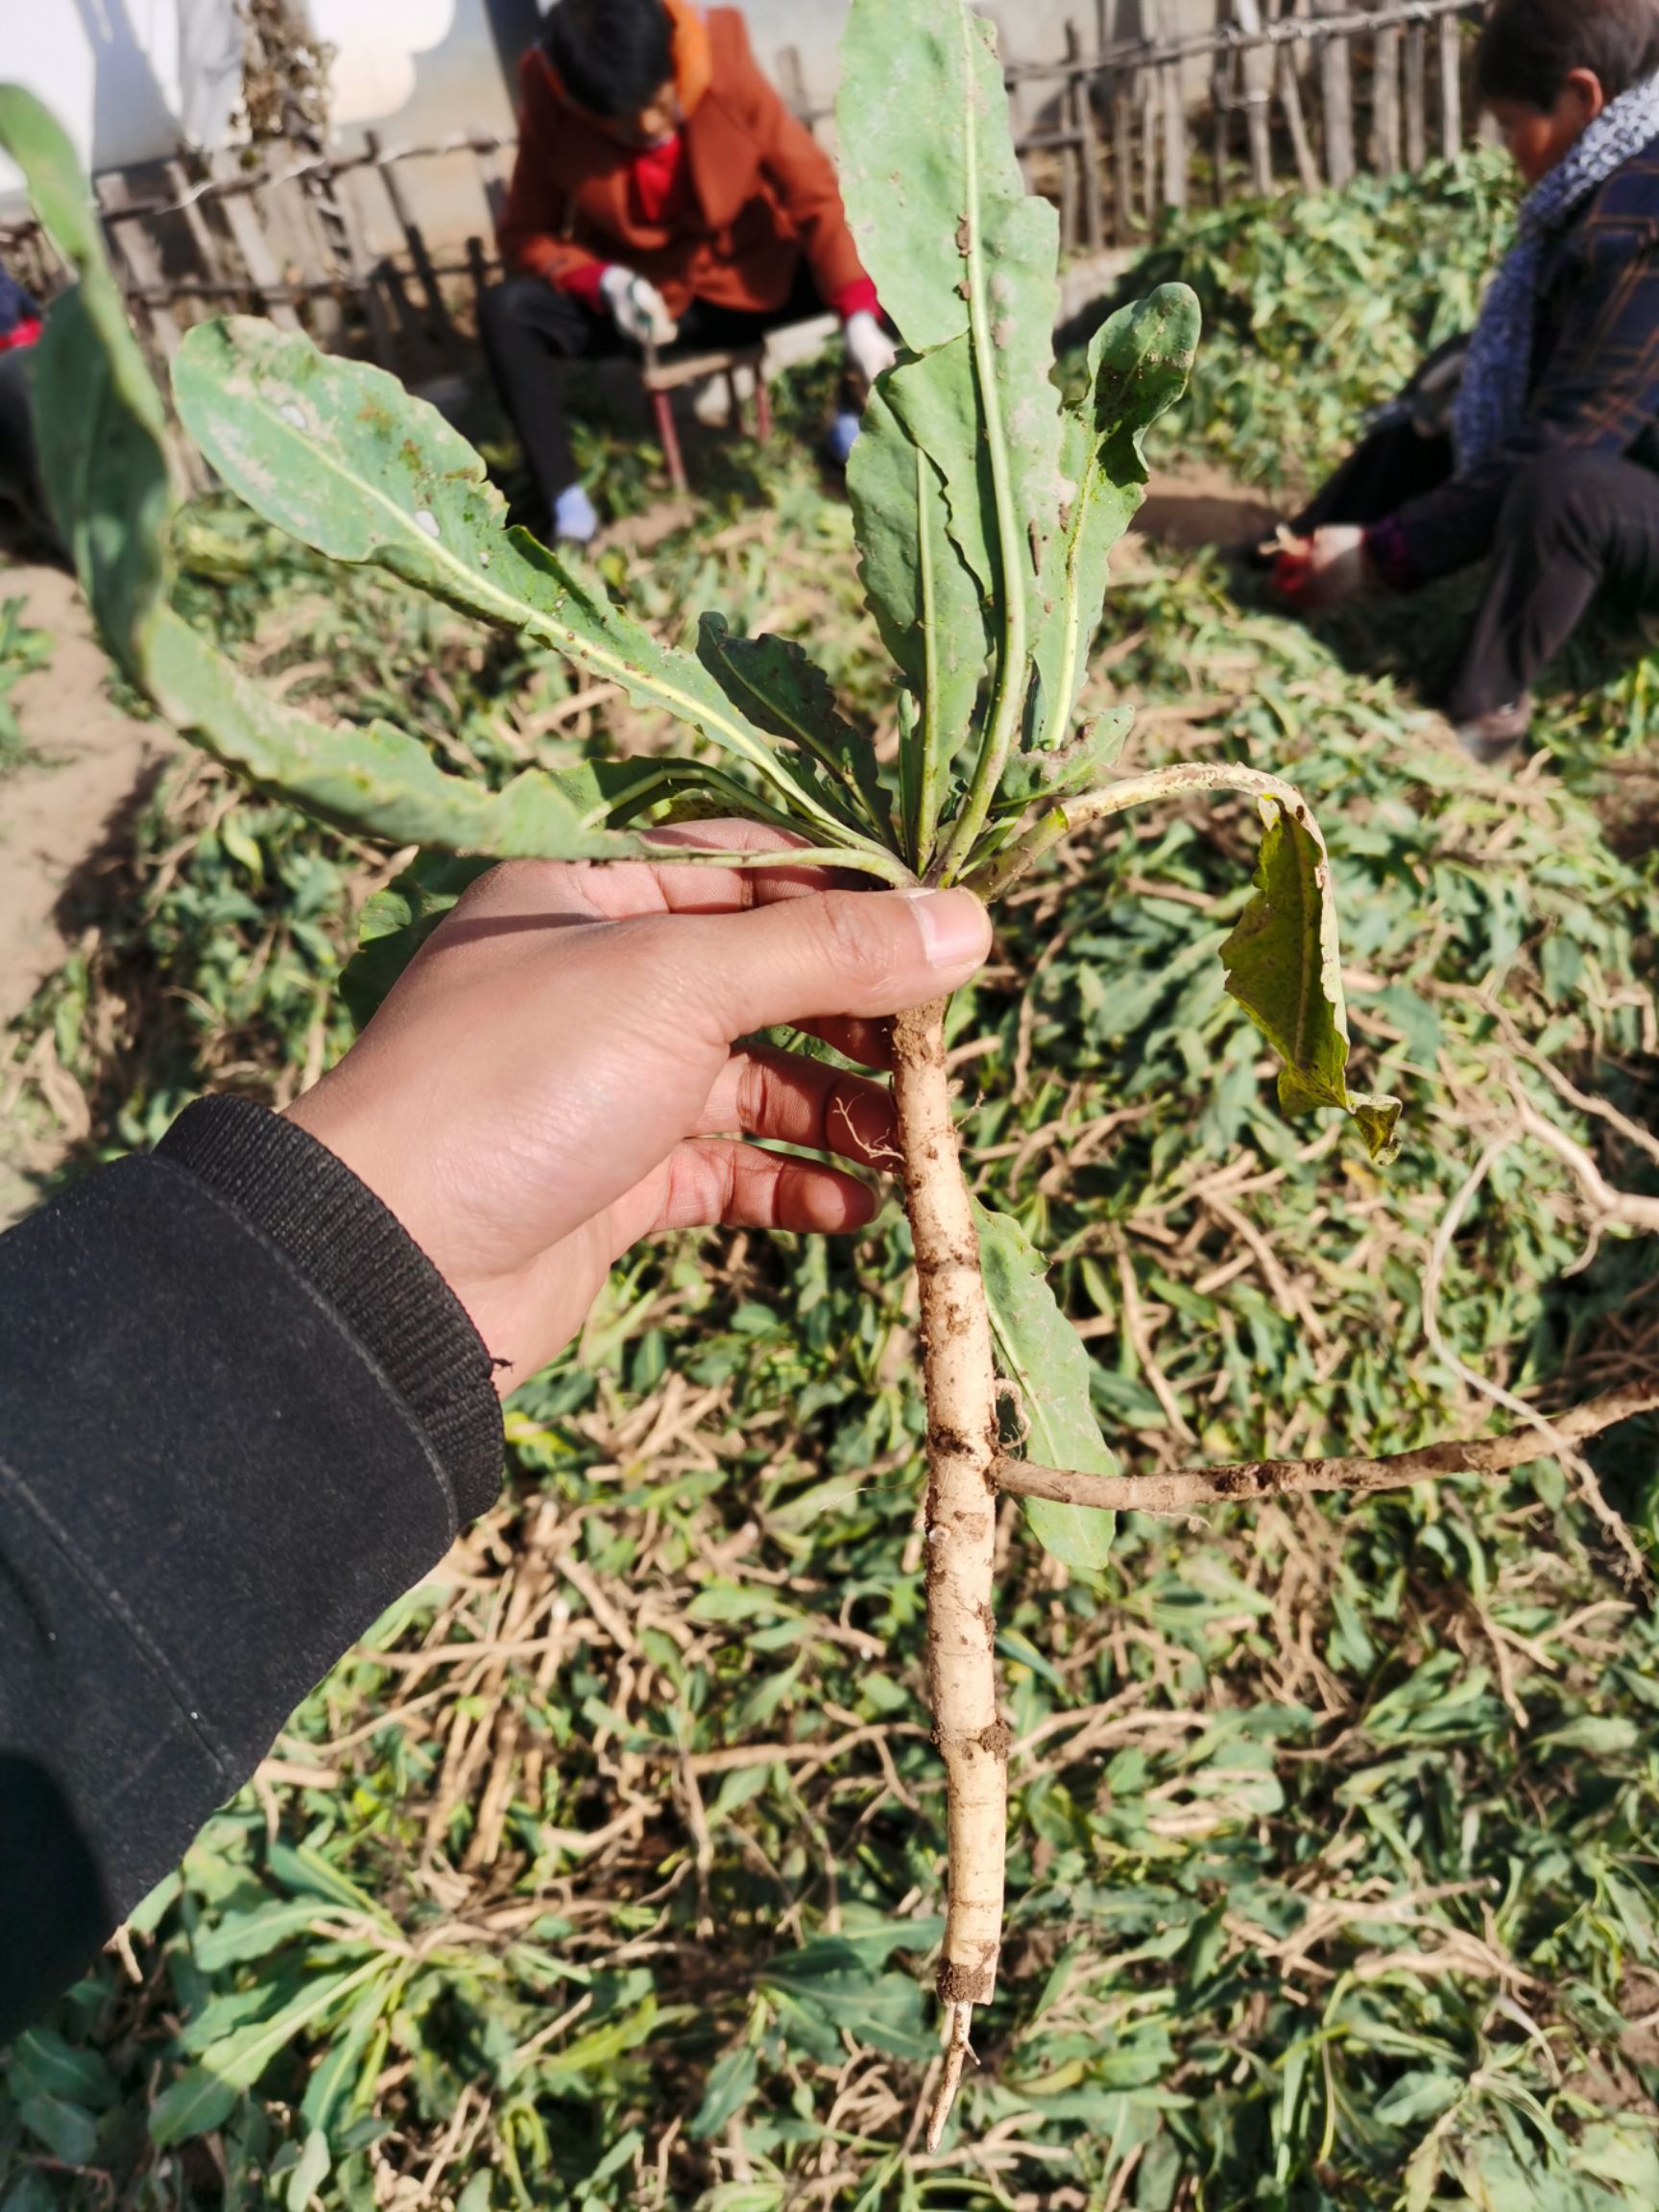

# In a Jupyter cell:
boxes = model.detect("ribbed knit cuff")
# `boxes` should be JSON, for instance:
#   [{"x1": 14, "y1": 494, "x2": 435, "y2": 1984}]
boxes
[
  {"x1": 833, "y1": 276, "x2": 881, "y2": 323},
  {"x1": 559, "y1": 258, "x2": 610, "y2": 308},
  {"x1": 156, "y1": 1096, "x2": 503, "y2": 1521}
]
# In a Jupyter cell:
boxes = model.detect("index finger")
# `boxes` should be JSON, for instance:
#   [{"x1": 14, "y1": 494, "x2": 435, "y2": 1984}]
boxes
[{"x1": 451, "y1": 821, "x2": 867, "y2": 933}]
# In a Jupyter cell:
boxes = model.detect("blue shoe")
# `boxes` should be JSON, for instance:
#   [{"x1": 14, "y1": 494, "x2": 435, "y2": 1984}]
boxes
[
  {"x1": 552, "y1": 483, "x2": 598, "y2": 545},
  {"x1": 823, "y1": 410, "x2": 861, "y2": 468}
]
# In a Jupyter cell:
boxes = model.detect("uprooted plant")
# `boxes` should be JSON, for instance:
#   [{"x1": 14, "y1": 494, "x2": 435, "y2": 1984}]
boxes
[{"x1": 4, "y1": 0, "x2": 1649, "y2": 2145}]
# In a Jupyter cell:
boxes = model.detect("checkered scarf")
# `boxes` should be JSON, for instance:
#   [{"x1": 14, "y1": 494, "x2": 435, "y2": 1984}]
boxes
[{"x1": 1452, "y1": 72, "x2": 1659, "y2": 469}]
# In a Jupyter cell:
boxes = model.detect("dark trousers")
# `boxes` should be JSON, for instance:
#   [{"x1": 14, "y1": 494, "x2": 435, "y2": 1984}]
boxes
[
  {"x1": 479, "y1": 258, "x2": 826, "y2": 511},
  {"x1": 1296, "y1": 422, "x2": 1659, "y2": 720}
]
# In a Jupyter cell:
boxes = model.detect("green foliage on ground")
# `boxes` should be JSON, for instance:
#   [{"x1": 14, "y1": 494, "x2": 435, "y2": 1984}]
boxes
[
  {"x1": 1119, "y1": 151, "x2": 1520, "y2": 491},
  {"x1": 0, "y1": 591, "x2": 50, "y2": 771},
  {"x1": 5, "y1": 157, "x2": 1659, "y2": 2211}
]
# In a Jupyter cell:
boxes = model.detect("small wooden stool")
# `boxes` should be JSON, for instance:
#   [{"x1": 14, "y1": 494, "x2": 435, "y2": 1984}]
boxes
[{"x1": 640, "y1": 340, "x2": 772, "y2": 492}]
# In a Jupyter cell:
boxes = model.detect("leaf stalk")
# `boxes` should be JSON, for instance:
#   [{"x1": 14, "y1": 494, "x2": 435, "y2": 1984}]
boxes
[
  {"x1": 934, "y1": 12, "x2": 1030, "y2": 885},
  {"x1": 967, "y1": 760, "x2": 1312, "y2": 900}
]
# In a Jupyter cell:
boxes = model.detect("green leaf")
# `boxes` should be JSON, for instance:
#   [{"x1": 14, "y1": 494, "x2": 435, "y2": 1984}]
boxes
[
  {"x1": 0, "y1": 86, "x2": 172, "y2": 665},
  {"x1": 837, "y1": 0, "x2": 974, "y2": 354},
  {"x1": 760, "y1": 1944, "x2": 935, "y2": 2062},
  {"x1": 882, "y1": 339, "x2": 997, "y2": 596},
  {"x1": 1533, "y1": 1715, "x2": 1641, "y2": 1757},
  {"x1": 171, "y1": 318, "x2": 870, "y2": 850},
  {"x1": 688, "y1": 2045, "x2": 760, "y2": 2141},
  {"x1": 0, "y1": 2173, "x2": 60, "y2": 2212},
  {"x1": 286, "y1": 2130, "x2": 332, "y2": 2212},
  {"x1": 17, "y1": 2095, "x2": 99, "y2": 2168},
  {"x1": 265, "y1": 1841, "x2": 393, "y2": 1920},
  {"x1": 1029, "y1": 286, "x2": 1200, "y2": 752},
  {"x1": 846, "y1": 383, "x2": 990, "y2": 772},
  {"x1": 1373, "y1": 2069, "x2": 1462, "y2": 2129},
  {"x1": 140, "y1": 611, "x2": 638, "y2": 861},
  {"x1": 1219, "y1": 793, "x2": 1401, "y2": 1159},
  {"x1": 6, "y1": 2030, "x2": 116, "y2": 2112},
  {"x1": 145, "y1": 2067, "x2": 242, "y2": 2149},
  {"x1": 300, "y1": 1977, "x2": 398, "y2": 2135},
  {"x1": 842, "y1": 0, "x2": 1065, "y2": 601},
  {"x1": 536, "y1": 1999, "x2": 659, "y2": 2082},
  {"x1": 695, "y1": 613, "x2": 892, "y2": 834},
  {"x1": 151, "y1": 1960, "x2": 386, "y2": 2145},
  {"x1": 973, "y1": 1198, "x2": 1118, "y2": 1570},
  {"x1": 998, "y1": 710, "x2": 1132, "y2": 808},
  {"x1": 341, "y1": 853, "x2": 493, "y2": 1031},
  {"x1": 192, "y1": 1900, "x2": 337, "y2": 1972}
]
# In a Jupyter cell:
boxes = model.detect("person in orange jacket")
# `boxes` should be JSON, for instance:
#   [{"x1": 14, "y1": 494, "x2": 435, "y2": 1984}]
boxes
[
  {"x1": 482, "y1": 0, "x2": 896, "y2": 543},
  {"x1": 0, "y1": 263, "x2": 51, "y2": 555}
]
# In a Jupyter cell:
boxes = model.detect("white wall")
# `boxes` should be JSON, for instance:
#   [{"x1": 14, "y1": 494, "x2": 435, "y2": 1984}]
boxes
[
  {"x1": 0, "y1": 0, "x2": 510, "y2": 199},
  {"x1": 1, "y1": 0, "x2": 187, "y2": 185}
]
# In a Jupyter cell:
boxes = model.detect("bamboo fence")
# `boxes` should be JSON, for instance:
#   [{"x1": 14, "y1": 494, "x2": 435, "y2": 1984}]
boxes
[{"x1": 0, "y1": 0, "x2": 1485, "y2": 397}]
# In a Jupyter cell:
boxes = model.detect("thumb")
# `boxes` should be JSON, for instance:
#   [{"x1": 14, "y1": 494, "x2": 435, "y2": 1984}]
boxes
[{"x1": 649, "y1": 885, "x2": 992, "y2": 1042}]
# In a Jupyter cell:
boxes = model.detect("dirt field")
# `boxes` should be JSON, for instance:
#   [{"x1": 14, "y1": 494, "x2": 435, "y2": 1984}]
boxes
[{"x1": 0, "y1": 561, "x2": 174, "y2": 1037}]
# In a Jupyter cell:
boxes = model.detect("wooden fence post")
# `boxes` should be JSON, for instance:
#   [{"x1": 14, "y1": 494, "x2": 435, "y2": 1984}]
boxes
[
  {"x1": 366, "y1": 132, "x2": 465, "y2": 374},
  {"x1": 93, "y1": 179, "x2": 182, "y2": 368},
  {"x1": 94, "y1": 176, "x2": 210, "y2": 493},
  {"x1": 1317, "y1": 0, "x2": 1357, "y2": 188},
  {"x1": 1373, "y1": 22, "x2": 1403, "y2": 173},
  {"x1": 1210, "y1": 40, "x2": 1235, "y2": 204},
  {"x1": 1274, "y1": 0, "x2": 1322, "y2": 194},
  {"x1": 206, "y1": 151, "x2": 302, "y2": 330},
  {"x1": 1113, "y1": 64, "x2": 1139, "y2": 234},
  {"x1": 1404, "y1": 17, "x2": 1429, "y2": 168},
  {"x1": 1067, "y1": 20, "x2": 1105, "y2": 252},
  {"x1": 1157, "y1": 0, "x2": 1190, "y2": 214},
  {"x1": 1141, "y1": 59, "x2": 1162, "y2": 223},
  {"x1": 1439, "y1": 9, "x2": 1464, "y2": 160},
  {"x1": 1235, "y1": 0, "x2": 1276, "y2": 197}
]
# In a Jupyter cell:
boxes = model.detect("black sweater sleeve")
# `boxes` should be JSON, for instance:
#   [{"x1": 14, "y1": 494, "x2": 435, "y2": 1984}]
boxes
[{"x1": 0, "y1": 1097, "x2": 504, "y2": 2045}]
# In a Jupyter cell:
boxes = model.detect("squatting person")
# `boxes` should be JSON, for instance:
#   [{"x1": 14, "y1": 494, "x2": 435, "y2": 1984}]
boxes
[
  {"x1": 0, "y1": 261, "x2": 48, "y2": 554},
  {"x1": 1275, "y1": 0, "x2": 1659, "y2": 764},
  {"x1": 480, "y1": 0, "x2": 897, "y2": 544}
]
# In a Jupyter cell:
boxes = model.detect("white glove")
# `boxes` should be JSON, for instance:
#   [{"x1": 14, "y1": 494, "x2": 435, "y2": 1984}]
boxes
[
  {"x1": 844, "y1": 308, "x2": 897, "y2": 385},
  {"x1": 599, "y1": 266, "x2": 678, "y2": 348}
]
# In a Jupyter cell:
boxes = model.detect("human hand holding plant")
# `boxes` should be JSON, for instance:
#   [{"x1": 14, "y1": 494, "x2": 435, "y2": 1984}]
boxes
[
  {"x1": 844, "y1": 307, "x2": 898, "y2": 384},
  {"x1": 1274, "y1": 521, "x2": 1371, "y2": 606},
  {"x1": 598, "y1": 264, "x2": 679, "y2": 347},
  {"x1": 287, "y1": 835, "x2": 989, "y2": 1389}
]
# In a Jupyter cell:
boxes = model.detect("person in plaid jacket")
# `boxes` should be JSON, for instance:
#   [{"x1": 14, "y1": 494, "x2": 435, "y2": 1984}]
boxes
[{"x1": 1280, "y1": 0, "x2": 1659, "y2": 764}]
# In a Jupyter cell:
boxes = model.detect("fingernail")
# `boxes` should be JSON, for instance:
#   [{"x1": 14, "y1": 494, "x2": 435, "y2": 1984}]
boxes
[{"x1": 902, "y1": 887, "x2": 991, "y2": 973}]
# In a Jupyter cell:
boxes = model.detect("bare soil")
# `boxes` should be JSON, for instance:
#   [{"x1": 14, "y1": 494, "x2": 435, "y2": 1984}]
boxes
[
  {"x1": 0, "y1": 560, "x2": 174, "y2": 1037},
  {"x1": 1134, "y1": 463, "x2": 1285, "y2": 555},
  {"x1": 1, "y1": 560, "x2": 175, "y2": 1223}
]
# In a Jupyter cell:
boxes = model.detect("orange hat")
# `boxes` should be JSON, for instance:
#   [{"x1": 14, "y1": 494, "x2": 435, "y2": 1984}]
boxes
[{"x1": 663, "y1": 0, "x2": 712, "y2": 115}]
